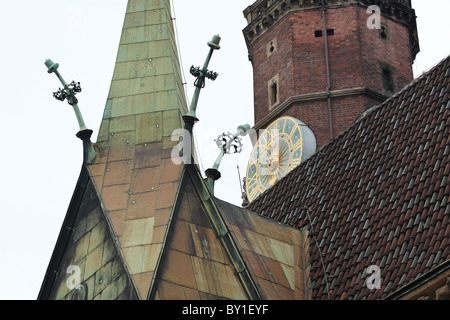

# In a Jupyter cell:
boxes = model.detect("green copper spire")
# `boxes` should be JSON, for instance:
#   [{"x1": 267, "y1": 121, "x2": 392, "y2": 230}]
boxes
[{"x1": 89, "y1": 0, "x2": 192, "y2": 300}]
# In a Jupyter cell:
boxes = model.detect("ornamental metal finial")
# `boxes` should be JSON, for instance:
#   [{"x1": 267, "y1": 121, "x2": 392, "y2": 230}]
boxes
[
  {"x1": 44, "y1": 59, "x2": 87, "y2": 132},
  {"x1": 185, "y1": 34, "x2": 221, "y2": 119},
  {"x1": 205, "y1": 123, "x2": 251, "y2": 195},
  {"x1": 212, "y1": 124, "x2": 251, "y2": 171}
]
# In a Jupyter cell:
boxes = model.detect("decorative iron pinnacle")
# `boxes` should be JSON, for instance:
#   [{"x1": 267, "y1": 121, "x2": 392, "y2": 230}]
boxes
[
  {"x1": 44, "y1": 59, "x2": 87, "y2": 132},
  {"x1": 205, "y1": 124, "x2": 251, "y2": 195},
  {"x1": 185, "y1": 34, "x2": 221, "y2": 119}
]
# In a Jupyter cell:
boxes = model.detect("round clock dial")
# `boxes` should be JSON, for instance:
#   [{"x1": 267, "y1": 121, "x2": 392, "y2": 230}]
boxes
[{"x1": 245, "y1": 116, "x2": 316, "y2": 203}]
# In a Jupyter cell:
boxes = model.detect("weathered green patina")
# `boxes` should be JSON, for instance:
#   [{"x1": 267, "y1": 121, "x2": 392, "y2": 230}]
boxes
[
  {"x1": 185, "y1": 34, "x2": 221, "y2": 119},
  {"x1": 45, "y1": 59, "x2": 87, "y2": 132}
]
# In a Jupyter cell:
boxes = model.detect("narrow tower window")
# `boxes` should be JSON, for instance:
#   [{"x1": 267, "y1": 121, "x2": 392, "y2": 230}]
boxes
[
  {"x1": 380, "y1": 25, "x2": 388, "y2": 39},
  {"x1": 268, "y1": 74, "x2": 280, "y2": 109},
  {"x1": 270, "y1": 82, "x2": 278, "y2": 105},
  {"x1": 382, "y1": 67, "x2": 395, "y2": 92}
]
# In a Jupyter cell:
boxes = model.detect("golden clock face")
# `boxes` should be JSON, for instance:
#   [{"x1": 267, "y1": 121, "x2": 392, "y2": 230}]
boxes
[{"x1": 245, "y1": 116, "x2": 316, "y2": 203}]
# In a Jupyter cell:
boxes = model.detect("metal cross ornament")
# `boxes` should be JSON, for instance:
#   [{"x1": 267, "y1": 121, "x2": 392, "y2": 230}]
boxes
[
  {"x1": 44, "y1": 59, "x2": 87, "y2": 132},
  {"x1": 185, "y1": 34, "x2": 221, "y2": 119}
]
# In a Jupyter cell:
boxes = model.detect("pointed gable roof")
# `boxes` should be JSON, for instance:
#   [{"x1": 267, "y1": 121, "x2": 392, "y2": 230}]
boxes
[
  {"x1": 247, "y1": 55, "x2": 450, "y2": 299},
  {"x1": 38, "y1": 167, "x2": 138, "y2": 300},
  {"x1": 40, "y1": 0, "x2": 315, "y2": 300},
  {"x1": 86, "y1": 0, "x2": 188, "y2": 299},
  {"x1": 151, "y1": 164, "x2": 311, "y2": 300}
]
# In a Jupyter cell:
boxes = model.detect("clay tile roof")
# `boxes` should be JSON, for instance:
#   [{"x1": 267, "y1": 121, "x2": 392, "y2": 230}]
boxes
[{"x1": 247, "y1": 55, "x2": 450, "y2": 300}]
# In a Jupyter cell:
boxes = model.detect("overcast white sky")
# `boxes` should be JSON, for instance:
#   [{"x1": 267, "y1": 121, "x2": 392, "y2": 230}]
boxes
[{"x1": 0, "y1": 1, "x2": 448, "y2": 300}]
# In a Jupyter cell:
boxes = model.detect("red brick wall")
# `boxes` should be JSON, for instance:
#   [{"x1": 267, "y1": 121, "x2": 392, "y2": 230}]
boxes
[
  {"x1": 249, "y1": 4, "x2": 414, "y2": 148},
  {"x1": 251, "y1": 14, "x2": 295, "y2": 125},
  {"x1": 325, "y1": 6, "x2": 364, "y2": 91},
  {"x1": 358, "y1": 7, "x2": 413, "y2": 95}
]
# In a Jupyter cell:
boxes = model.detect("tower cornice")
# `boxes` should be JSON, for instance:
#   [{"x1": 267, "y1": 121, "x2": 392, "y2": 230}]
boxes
[{"x1": 243, "y1": 0, "x2": 419, "y2": 61}]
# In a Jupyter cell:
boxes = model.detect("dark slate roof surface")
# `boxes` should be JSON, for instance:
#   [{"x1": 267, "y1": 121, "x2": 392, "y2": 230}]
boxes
[{"x1": 247, "y1": 55, "x2": 450, "y2": 299}]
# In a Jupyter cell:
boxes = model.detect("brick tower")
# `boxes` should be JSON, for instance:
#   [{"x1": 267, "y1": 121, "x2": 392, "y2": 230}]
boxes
[{"x1": 243, "y1": 0, "x2": 420, "y2": 148}]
